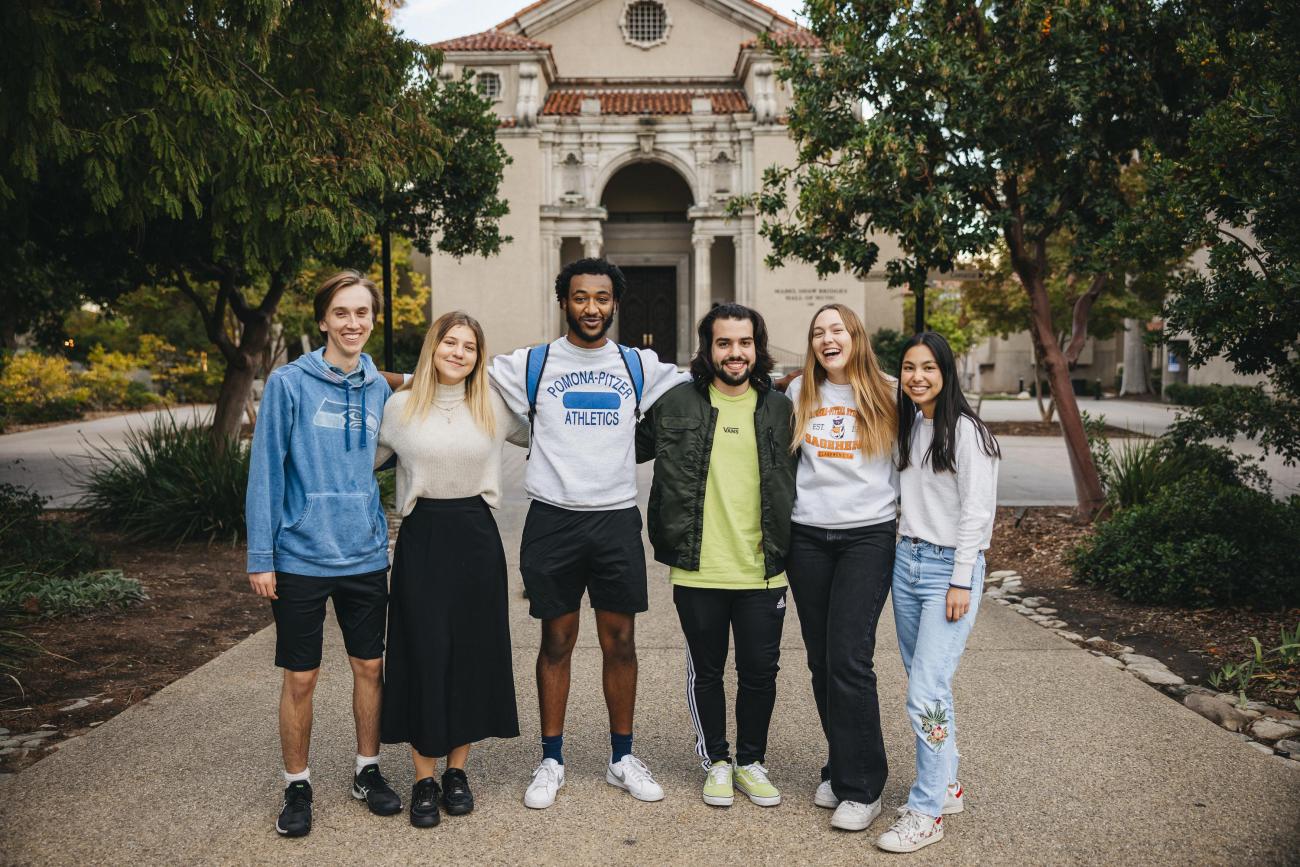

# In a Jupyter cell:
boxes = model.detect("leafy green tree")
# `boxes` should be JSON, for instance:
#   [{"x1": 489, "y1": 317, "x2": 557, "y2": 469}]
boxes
[
  {"x1": 1129, "y1": 0, "x2": 1300, "y2": 464},
  {"x1": 744, "y1": 0, "x2": 1190, "y2": 520},
  {"x1": 2, "y1": 2, "x2": 508, "y2": 443}
]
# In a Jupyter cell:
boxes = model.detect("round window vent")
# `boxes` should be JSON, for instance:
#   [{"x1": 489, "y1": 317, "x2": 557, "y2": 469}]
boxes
[{"x1": 621, "y1": 1, "x2": 671, "y2": 49}]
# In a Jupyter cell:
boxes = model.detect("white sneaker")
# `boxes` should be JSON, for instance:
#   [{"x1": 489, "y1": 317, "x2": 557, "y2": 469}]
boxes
[
  {"x1": 814, "y1": 779, "x2": 839, "y2": 809},
  {"x1": 944, "y1": 781, "x2": 964, "y2": 815},
  {"x1": 876, "y1": 808, "x2": 944, "y2": 853},
  {"x1": 830, "y1": 798, "x2": 882, "y2": 831},
  {"x1": 523, "y1": 758, "x2": 565, "y2": 809},
  {"x1": 606, "y1": 754, "x2": 665, "y2": 802}
]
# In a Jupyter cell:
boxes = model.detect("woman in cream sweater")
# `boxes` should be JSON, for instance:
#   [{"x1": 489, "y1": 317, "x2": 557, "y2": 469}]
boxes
[{"x1": 374, "y1": 311, "x2": 528, "y2": 828}]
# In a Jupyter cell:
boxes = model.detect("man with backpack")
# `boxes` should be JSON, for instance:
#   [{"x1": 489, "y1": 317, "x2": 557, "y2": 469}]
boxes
[{"x1": 489, "y1": 258, "x2": 688, "y2": 809}]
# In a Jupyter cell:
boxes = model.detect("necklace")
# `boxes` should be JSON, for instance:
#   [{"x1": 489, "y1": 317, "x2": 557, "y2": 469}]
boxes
[{"x1": 435, "y1": 401, "x2": 458, "y2": 424}]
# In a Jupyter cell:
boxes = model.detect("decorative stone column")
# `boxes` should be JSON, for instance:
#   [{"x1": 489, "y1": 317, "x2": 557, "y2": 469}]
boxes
[
  {"x1": 583, "y1": 235, "x2": 603, "y2": 260},
  {"x1": 692, "y1": 234, "x2": 714, "y2": 330},
  {"x1": 542, "y1": 233, "x2": 563, "y2": 339}
]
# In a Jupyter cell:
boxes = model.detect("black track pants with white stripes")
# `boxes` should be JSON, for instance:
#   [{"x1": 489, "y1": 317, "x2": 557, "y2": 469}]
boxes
[{"x1": 673, "y1": 584, "x2": 787, "y2": 767}]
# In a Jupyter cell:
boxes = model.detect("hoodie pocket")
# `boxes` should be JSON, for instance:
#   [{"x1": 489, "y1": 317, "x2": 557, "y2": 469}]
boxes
[{"x1": 278, "y1": 493, "x2": 380, "y2": 565}]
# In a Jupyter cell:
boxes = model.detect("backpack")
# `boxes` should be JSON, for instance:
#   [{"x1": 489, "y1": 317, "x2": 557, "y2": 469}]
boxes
[{"x1": 524, "y1": 342, "x2": 645, "y2": 458}]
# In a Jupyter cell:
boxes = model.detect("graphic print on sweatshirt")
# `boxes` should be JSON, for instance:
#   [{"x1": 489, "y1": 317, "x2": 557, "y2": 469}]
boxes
[
  {"x1": 545, "y1": 369, "x2": 637, "y2": 427},
  {"x1": 804, "y1": 404, "x2": 861, "y2": 460},
  {"x1": 312, "y1": 397, "x2": 379, "y2": 436}
]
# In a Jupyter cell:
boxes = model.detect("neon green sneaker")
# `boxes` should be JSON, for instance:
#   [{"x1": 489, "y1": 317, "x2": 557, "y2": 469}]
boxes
[
  {"x1": 702, "y1": 761, "x2": 734, "y2": 806},
  {"x1": 734, "y1": 762, "x2": 781, "y2": 807}
]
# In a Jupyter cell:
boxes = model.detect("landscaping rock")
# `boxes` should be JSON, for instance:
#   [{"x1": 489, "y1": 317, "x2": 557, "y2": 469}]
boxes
[
  {"x1": 1184, "y1": 694, "x2": 1251, "y2": 732},
  {"x1": 0, "y1": 728, "x2": 8, "y2": 736},
  {"x1": 1037, "y1": 607, "x2": 1057, "y2": 615},
  {"x1": 0, "y1": 748, "x2": 15, "y2": 757},
  {"x1": 0, "y1": 739, "x2": 18, "y2": 749},
  {"x1": 988, "y1": 570, "x2": 1019, "y2": 580},
  {"x1": 1246, "y1": 741, "x2": 1276, "y2": 756},
  {"x1": 1129, "y1": 666, "x2": 1184, "y2": 687},
  {"x1": 1029, "y1": 614, "x2": 1050, "y2": 623},
  {"x1": 14, "y1": 731, "x2": 57, "y2": 743},
  {"x1": 1275, "y1": 739, "x2": 1300, "y2": 757},
  {"x1": 1054, "y1": 631, "x2": 1083, "y2": 642},
  {"x1": 1085, "y1": 636, "x2": 1108, "y2": 647},
  {"x1": 1012, "y1": 605, "x2": 1033, "y2": 615},
  {"x1": 1043, "y1": 619, "x2": 1067, "y2": 628},
  {"x1": 1020, "y1": 597, "x2": 1047, "y2": 608},
  {"x1": 1097, "y1": 656, "x2": 1125, "y2": 669},
  {"x1": 994, "y1": 599, "x2": 1010, "y2": 606},
  {"x1": 1250, "y1": 719, "x2": 1300, "y2": 742},
  {"x1": 1001, "y1": 595, "x2": 1022, "y2": 603},
  {"x1": 1119, "y1": 653, "x2": 1164, "y2": 668},
  {"x1": 59, "y1": 699, "x2": 91, "y2": 713}
]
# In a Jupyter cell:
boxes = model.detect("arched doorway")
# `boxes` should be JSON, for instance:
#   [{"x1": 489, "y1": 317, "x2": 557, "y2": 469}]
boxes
[{"x1": 601, "y1": 161, "x2": 693, "y2": 364}]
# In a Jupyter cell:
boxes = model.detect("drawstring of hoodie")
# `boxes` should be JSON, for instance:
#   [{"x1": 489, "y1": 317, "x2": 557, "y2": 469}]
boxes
[
  {"x1": 342, "y1": 380, "x2": 352, "y2": 452},
  {"x1": 359, "y1": 384, "x2": 367, "y2": 447}
]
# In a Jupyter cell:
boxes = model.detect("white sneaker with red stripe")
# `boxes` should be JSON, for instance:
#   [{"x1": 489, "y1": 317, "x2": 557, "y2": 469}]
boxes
[
  {"x1": 943, "y1": 780, "x2": 964, "y2": 815},
  {"x1": 876, "y1": 809, "x2": 944, "y2": 853}
]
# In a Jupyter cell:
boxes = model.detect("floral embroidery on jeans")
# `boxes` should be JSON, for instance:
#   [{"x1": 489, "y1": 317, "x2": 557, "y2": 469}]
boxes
[{"x1": 920, "y1": 702, "x2": 949, "y2": 749}]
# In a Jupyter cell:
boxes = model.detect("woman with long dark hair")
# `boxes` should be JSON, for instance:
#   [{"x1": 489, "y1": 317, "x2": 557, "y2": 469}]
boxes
[
  {"x1": 784, "y1": 303, "x2": 899, "y2": 832},
  {"x1": 374, "y1": 311, "x2": 527, "y2": 828},
  {"x1": 876, "y1": 331, "x2": 999, "y2": 854}
]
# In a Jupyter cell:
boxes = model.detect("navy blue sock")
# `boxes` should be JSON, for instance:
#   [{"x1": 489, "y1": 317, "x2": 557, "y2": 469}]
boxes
[
  {"x1": 611, "y1": 731, "x2": 633, "y2": 763},
  {"x1": 542, "y1": 733, "x2": 564, "y2": 765}
]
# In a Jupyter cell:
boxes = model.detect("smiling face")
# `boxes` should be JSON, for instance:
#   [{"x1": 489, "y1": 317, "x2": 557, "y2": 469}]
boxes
[
  {"x1": 433, "y1": 323, "x2": 479, "y2": 387},
  {"x1": 811, "y1": 308, "x2": 852, "y2": 383},
  {"x1": 710, "y1": 316, "x2": 756, "y2": 392},
  {"x1": 318, "y1": 284, "x2": 375, "y2": 366},
  {"x1": 901, "y1": 343, "x2": 944, "y2": 417},
  {"x1": 563, "y1": 273, "x2": 616, "y2": 347}
]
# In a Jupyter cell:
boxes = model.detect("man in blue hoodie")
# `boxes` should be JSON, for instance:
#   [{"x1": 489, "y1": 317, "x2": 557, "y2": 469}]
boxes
[{"x1": 246, "y1": 270, "x2": 401, "y2": 837}]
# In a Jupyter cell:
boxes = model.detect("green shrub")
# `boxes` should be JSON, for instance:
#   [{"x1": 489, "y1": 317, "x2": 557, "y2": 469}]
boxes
[
  {"x1": 1072, "y1": 473, "x2": 1300, "y2": 608},
  {"x1": 1164, "y1": 382, "x2": 1256, "y2": 407},
  {"x1": 0, "y1": 352, "x2": 87, "y2": 424},
  {"x1": 870, "y1": 328, "x2": 908, "y2": 378},
  {"x1": 77, "y1": 415, "x2": 249, "y2": 544},
  {"x1": 79, "y1": 345, "x2": 163, "y2": 411},
  {"x1": 0, "y1": 568, "x2": 146, "y2": 618},
  {"x1": 0, "y1": 483, "x2": 107, "y2": 576}
]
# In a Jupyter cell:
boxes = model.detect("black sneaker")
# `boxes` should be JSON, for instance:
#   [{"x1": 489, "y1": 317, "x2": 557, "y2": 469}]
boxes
[
  {"x1": 410, "y1": 776, "x2": 441, "y2": 828},
  {"x1": 352, "y1": 763, "x2": 402, "y2": 816},
  {"x1": 276, "y1": 780, "x2": 313, "y2": 837},
  {"x1": 441, "y1": 767, "x2": 475, "y2": 816}
]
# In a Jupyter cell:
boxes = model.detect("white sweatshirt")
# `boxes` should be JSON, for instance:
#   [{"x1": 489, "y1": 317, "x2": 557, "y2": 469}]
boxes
[
  {"x1": 490, "y1": 338, "x2": 688, "y2": 511},
  {"x1": 373, "y1": 382, "x2": 529, "y2": 516},
  {"x1": 897, "y1": 413, "x2": 999, "y2": 588},
  {"x1": 787, "y1": 376, "x2": 899, "y2": 529}
]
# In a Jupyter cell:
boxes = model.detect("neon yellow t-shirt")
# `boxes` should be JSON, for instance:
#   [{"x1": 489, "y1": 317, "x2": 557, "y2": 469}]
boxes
[{"x1": 669, "y1": 385, "x2": 787, "y2": 590}]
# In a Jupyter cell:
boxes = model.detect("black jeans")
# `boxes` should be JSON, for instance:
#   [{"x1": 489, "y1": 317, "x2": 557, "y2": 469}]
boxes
[
  {"x1": 673, "y1": 584, "x2": 787, "y2": 767},
  {"x1": 787, "y1": 520, "x2": 896, "y2": 803}
]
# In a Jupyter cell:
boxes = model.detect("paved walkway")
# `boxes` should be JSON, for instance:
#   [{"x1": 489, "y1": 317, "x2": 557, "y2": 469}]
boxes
[
  {"x1": 0, "y1": 405, "x2": 214, "y2": 507},
  {"x1": 3, "y1": 456, "x2": 1298, "y2": 864}
]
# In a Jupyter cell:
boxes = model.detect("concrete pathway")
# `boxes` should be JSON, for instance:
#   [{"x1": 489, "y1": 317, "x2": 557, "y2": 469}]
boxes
[
  {"x1": 2, "y1": 456, "x2": 1298, "y2": 864},
  {"x1": 0, "y1": 405, "x2": 214, "y2": 507}
]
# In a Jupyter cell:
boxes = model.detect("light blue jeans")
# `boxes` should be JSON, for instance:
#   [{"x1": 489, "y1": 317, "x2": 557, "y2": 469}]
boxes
[{"x1": 891, "y1": 537, "x2": 984, "y2": 818}]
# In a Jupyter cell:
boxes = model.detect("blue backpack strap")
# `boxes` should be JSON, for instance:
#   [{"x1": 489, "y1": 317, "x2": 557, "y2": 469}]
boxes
[
  {"x1": 525, "y1": 343, "x2": 550, "y2": 459},
  {"x1": 617, "y1": 344, "x2": 645, "y2": 420}
]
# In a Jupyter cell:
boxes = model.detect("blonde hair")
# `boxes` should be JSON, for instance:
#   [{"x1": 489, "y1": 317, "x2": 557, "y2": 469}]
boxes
[
  {"x1": 401, "y1": 311, "x2": 496, "y2": 438},
  {"x1": 790, "y1": 303, "x2": 896, "y2": 458}
]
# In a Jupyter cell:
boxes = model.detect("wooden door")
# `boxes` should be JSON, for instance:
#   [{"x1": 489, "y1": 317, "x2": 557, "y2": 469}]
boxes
[{"x1": 619, "y1": 266, "x2": 678, "y2": 362}]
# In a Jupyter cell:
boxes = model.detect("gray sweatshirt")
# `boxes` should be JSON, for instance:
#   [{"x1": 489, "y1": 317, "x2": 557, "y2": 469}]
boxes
[
  {"x1": 897, "y1": 414, "x2": 999, "y2": 588},
  {"x1": 490, "y1": 338, "x2": 688, "y2": 511}
]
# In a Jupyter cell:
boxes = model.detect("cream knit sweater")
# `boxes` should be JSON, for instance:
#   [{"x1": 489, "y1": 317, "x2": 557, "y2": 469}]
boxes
[{"x1": 374, "y1": 380, "x2": 529, "y2": 516}]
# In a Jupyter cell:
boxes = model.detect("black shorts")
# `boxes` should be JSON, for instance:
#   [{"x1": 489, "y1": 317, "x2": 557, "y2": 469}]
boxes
[
  {"x1": 271, "y1": 569, "x2": 388, "y2": 671},
  {"x1": 520, "y1": 501, "x2": 648, "y2": 620}
]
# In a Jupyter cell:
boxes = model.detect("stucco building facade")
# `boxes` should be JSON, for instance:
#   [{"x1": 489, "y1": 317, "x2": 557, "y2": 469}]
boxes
[{"x1": 417, "y1": 0, "x2": 904, "y2": 365}]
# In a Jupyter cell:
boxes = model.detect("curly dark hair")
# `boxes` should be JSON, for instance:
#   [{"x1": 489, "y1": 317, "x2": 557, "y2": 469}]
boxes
[
  {"x1": 689, "y1": 303, "x2": 774, "y2": 393},
  {"x1": 554, "y1": 258, "x2": 628, "y2": 304}
]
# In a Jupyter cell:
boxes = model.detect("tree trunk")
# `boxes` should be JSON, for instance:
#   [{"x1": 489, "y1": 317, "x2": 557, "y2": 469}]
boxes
[
  {"x1": 1120, "y1": 318, "x2": 1151, "y2": 395},
  {"x1": 1026, "y1": 289, "x2": 1105, "y2": 521},
  {"x1": 1032, "y1": 348, "x2": 1056, "y2": 424},
  {"x1": 210, "y1": 315, "x2": 272, "y2": 447}
]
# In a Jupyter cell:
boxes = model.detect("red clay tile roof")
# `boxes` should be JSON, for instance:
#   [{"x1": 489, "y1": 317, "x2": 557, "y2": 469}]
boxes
[
  {"x1": 740, "y1": 28, "x2": 822, "y2": 49},
  {"x1": 431, "y1": 30, "x2": 551, "y2": 52},
  {"x1": 541, "y1": 89, "x2": 751, "y2": 116},
  {"x1": 498, "y1": 0, "x2": 796, "y2": 31}
]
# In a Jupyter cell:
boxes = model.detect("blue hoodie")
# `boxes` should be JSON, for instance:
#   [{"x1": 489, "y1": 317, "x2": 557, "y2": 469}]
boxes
[{"x1": 245, "y1": 348, "x2": 392, "y2": 577}]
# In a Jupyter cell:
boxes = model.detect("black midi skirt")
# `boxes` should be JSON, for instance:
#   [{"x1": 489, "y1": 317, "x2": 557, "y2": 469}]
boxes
[{"x1": 381, "y1": 496, "x2": 519, "y2": 757}]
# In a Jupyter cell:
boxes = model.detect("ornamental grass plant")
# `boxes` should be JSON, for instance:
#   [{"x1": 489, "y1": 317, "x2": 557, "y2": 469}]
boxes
[{"x1": 77, "y1": 415, "x2": 249, "y2": 545}]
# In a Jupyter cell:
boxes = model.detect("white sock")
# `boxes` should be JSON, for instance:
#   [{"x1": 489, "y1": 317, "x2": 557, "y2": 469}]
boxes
[
  {"x1": 284, "y1": 767, "x2": 310, "y2": 785},
  {"x1": 355, "y1": 753, "x2": 380, "y2": 775}
]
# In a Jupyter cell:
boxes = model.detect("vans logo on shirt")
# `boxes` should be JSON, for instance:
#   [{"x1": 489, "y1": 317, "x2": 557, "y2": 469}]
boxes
[{"x1": 722, "y1": 425, "x2": 740, "y2": 435}]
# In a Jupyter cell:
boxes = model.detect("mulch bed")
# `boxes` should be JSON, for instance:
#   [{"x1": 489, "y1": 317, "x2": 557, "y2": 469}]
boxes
[
  {"x1": 987, "y1": 506, "x2": 1299, "y2": 710},
  {"x1": 984, "y1": 421, "x2": 1147, "y2": 437},
  {"x1": 0, "y1": 518, "x2": 271, "y2": 774}
]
